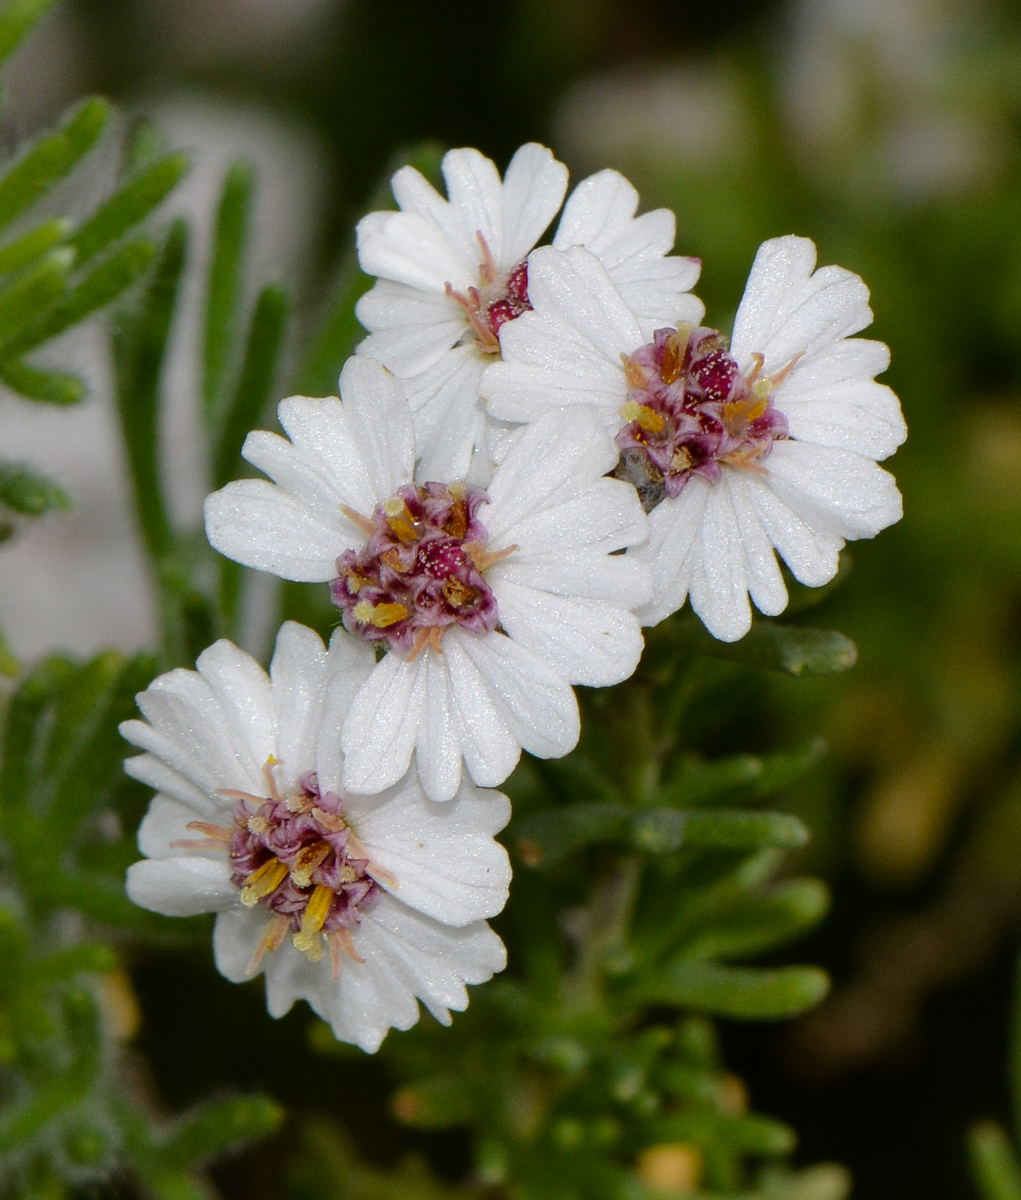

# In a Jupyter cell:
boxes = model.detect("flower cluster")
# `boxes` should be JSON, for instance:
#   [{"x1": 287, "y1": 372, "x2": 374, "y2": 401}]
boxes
[{"x1": 125, "y1": 143, "x2": 905, "y2": 1049}]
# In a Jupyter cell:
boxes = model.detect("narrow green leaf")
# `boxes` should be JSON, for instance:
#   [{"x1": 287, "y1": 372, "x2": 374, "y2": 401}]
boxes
[
  {"x1": 656, "y1": 755, "x2": 766, "y2": 807},
  {"x1": 0, "y1": 358, "x2": 83, "y2": 404},
  {"x1": 0, "y1": 247, "x2": 71, "y2": 343},
  {"x1": 678, "y1": 620, "x2": 858, "y2": 676},
  {"x1": 295, "y1": 141, "x2": 444, "y2": 396},
  {"x1": 0, "y1": 623, "x2": 18, "y2": 676},
  {"x1": 212, "y1": 283, "x2": 287, "y2": 489},
  {"x1": 970, "y1": 1122, "x2": 1021, "y2": 1200},
  {"x1": 0, "y1": 98, "x2": 108, "y2": 232},
  {"x1": 0, "y1": 218, "x2": 68, "y2": 274},
  {"x1": 678, "y1": 879, "x2": 830, "y2": 961},
  {"x1": 113, "y1": 219, "x2": 187, "y2": 563},
  {"x1": 70, "y1": 153, "x2": 189, "y2": 267},
  {"x1": 629, "y1": 961, "x2": 830, "y2": 1019},
  {"x1": 0, "y1": 462, "x2": 70, "y2": 515},
  {"x1": 513, "y1": 802, "x2": 628, "y2": 868},
  {"x1": 203, "y1": 160, "x2": 253, "y2": 431},
  {"x1": 647, "y1": 1110, "x2": 796, "y2": 1156},
  {"x1": 28, "y1": 942, "x2": 117, "y2": 984},
  {"x1": 679, "y1": 809, "x2": 810, "y2": 851},
  {"x1": 0, "y1": 0, "x2": 57, "y2": 67},
  {"x1": 5, "y1": 237, "x2": 155, "y2": 355},
  {"x1": 160, "y1": 1096, "x2": 284, "y2": 1168},
  {"x1": 391, "y1": 1076, "x2": 475, "y2": 1129}
]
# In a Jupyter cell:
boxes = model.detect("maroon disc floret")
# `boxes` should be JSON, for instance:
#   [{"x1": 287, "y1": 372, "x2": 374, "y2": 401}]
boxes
[
  {"x1": 615, "y1": 325, "x2": 789, "y2": 500},
  {"x1": 331, "y1": 482, "x2": 504, "y2": 658}
]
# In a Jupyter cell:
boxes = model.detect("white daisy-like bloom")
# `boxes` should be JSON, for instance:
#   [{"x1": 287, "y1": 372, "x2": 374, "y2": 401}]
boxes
[
  {"x1": 485, "y1": 235, "x2": 906, "y2": 642},
  {"x1": 203, "y1": 355, "x2": 650, "y2": 802},
  {"x1": 355, "y1": 142, "x2": 704, "y2": 483},
  {"x1": 122, "y1": 621, "x2": 511, "y2": 1053}
]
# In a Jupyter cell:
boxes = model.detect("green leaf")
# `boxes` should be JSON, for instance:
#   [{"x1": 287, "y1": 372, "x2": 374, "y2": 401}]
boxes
[
  {"x1": 0, "y1": 0, "x2": 57, "y2": 67},
  {"x1": 295, "y1": 141, "x2": 444, "y2": 396},
  {"x1": 114, "y1": 219, "x2": 187, "y2": 564},
  {"x1": 678, "y1": 879, "x2": 830, "y2": 960},
  {"x1": 628, "y1": 961, "x2": 830, "y2": 1019},
  {"x1": 970, "y1": 1121, "x2": 1021, "y2": 1200},
  {"x1": 0, "y1": 99, "x2": 108, "y2": 233},
  {"x1": 0, "y1": 219, "x2": 68, "y2": 274},
  {"x1": 0, "y1": 247, "x2": 71, "y2": 343},
  {"x1": 160, "y1": 1096, "x2": 284, "y2": 1168},
  {"x1": 5, "y1": 237, "x2": 155, "y2": 355},
  {"x1": 513, "y1": 803, "x2": 629, "y2": 868},
  {"x1": 656, "y1": 755, "x2": 766, "y2": 807},
  {"x1": 0, "y1": 623, "x2": 18, "y2": 676},
  {"x1": 212, "y1": 282, "x2": 287, "y2": 489},
  {"x1": 0, "y1": 359, "x2": 83, "y2": 404},
  {"x1": 203, "y1": 160, "x2": 253, "y2": 432},
  {"x1": 679, "y1": 620, "x2": 858, "y2": 676},
  {"x1": 69, "y1": 152, "x2": 188, "y2": 267},
  {"x1": 677, "y1": 810, "x2": 810, "y2": 851},
  {"x1": 0, "y1": 462, "x2": 70, "y2": 515}
]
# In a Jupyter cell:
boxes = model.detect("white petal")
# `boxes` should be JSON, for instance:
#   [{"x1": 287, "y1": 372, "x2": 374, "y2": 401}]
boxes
[
  {"x1": 137, "y1": 795, "x2": 223, "y2": 859},
  {"x1": 204, "y1": 479, "x2": 344, "y2": 582},
  {"x1": 765, "y1": 440, "x2": 903, "y2": 541},
  {"x1": 413, "y1": 649, "x2": 463, "y2": 803},
  {"x1": 526, "y1": 245, "x2": 645, "y2": 363},
  {"x1": 633, "y1": 479, "x2": 709, "y2": 627},
  {"x1": 493, "y1": 548, "x2": 650, "y2": 608},
  {"x1": 213, "y1": 906, "x2": 277, "y2": 983},
  {"x1": 403, "y1": 345, "x2": 488, "y2": 485},
  {"x1": 686, "y1": 479, "x2": 754, "y2": 643},
  {"x1": 495, "y1": 581, "x2": 645, "y2": 686},
  {"x1": 452, "y1": 630, "x2": 579, "y2": 761},
  {"x1": 440, "y1": 148, "x2": 509, "y2": 267},
  {"x1": 442, "y1": 635, "x2": 521, "y2": 788},
  {"x1": 498, "y1": 142, "x2": 569, "y2": 266},
  {"x1": 357, "y1": 206, "x2": 474, "y2": 293},
  {"x1": 195, "y1": 640, "x2": 276, "y2": 777},
  {"x1": 355, "y1": 280, "x2": 466, "y2": 376},
  {"x1": 123, "y1": 752, "x2": 216, "y2": 815},
  {"x1": 313, "y1": 629, "x2": 377, "y2": 794},
  {"x1": 731, "y1": 235, "x2": 873, "y2": 374},
  {"x1": 735, "y1": 469, "x2": 845, "y2": 588},
  {"x1": 270, "y1": 397, "x2": 376, "y2": 517},
  {"x1": 723, "y1": 472, "x2": 789, "y2": 617},
  {"x1": 483, "y1": 406, "x2": 621, "y2": 543},
  {"x1": 126, "y1": 856, "x2": 237, "y2": 916},
  {"x1": 338, "y1": 356, "x2": 416, "y2": 505},
  {"x1": 270, "y1": 622, "x2": 329, "y2": 793},
  {"x1": 341, "y1": 653, "x2": 428, "y2": 795},
  {"x1": 347, "y1": 775, "x2": 511, "y2": 925}
]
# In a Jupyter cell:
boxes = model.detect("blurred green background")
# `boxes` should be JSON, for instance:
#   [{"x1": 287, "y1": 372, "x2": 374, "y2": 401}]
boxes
[{"x1": 6, "y1": 0, "x2": 1021, "y2": 1196}]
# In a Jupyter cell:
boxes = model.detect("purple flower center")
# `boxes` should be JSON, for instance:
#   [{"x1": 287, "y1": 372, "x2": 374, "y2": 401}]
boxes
[
  {"x1": 227, "y1": 771, "x2": 380, "y2": 967},
  {"x1": 614, "y1": 324, "x2": 790, "y2": 508},
  {"x1": 444, "y1": 231, "x2": 532, "y2": 353},
  {"x1": 332, "y1": 482, "x2": 510, "y2": 658}
]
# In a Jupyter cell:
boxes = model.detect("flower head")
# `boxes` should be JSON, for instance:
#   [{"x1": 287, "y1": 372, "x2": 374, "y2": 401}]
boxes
[
  {"x1": 122, "y1": 622, "x2": 511, "y2": 1053},
  {"x1": 485, "y1": 236, "x2": 906, "y2": 642},
  {"x1": 203, "y1": 356, "x2": 651, "y2": 801},
  {"x1": 355, "y1": 143, "x2": 703, "y2": 482}
]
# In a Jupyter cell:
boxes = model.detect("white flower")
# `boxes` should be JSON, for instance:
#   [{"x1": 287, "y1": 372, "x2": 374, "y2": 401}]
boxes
[
  {"x1": 355, "y1": 142, "x2": 703, "y2": 483},
  {"x1": 485, "y1": 236, "x2": 906, "y2": 642},
  {"x1": 122, "y1": 621, "x2": 511, "y2": 1053},
  {"x1": 203, "y1": 355, "x2": 650, "y2": 801}
]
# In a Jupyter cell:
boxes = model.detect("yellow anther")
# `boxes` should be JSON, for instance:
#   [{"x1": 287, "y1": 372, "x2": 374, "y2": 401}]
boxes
[
  {"x1": 383, "y1": 499, "x2": 417, "y2": 543},
  {"x1": 293, "y1": 884, "x2": 334, "y2": 953},
  {"x1": 620, "y1": 401, "x2": 665, "y2": 433},
  {"x1": 383, "y1": 497, "x2": 405, "y2": 517},
  {"x1": 247, "y1": 815, "x2": 268, "y2": 835},
  {"x1": 752, "y1": 378, "x2": 773, "y2": 400},
  {"x1": 290, "y1": 841, "x2": 333, "y2": 889},
  {"x1": 671, "y1": 446, "x2": 695, "y2": 473},
  {"x1": 240, "y1": 858, "x2": 288, "y2": 907},
  {"x1": 620, "y1": 353, "x2": 651, "y2": 389},
  {"x1": 353, "y1": 600, "x2": 409, "y2": 628},
  {"x1": 442, "y1": 577, "x2": 478, "y2": 608},
  {"x1": 660, "y1": 329, "x2": 685, "y2": 384}
]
